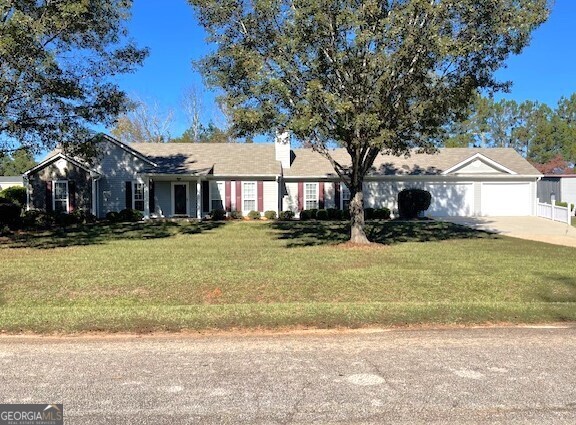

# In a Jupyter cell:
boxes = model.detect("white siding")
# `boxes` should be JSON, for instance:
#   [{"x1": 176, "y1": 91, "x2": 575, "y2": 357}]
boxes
[
  {"x1": 324, "y1": 182, "x2": 336, "y2": 208},
  {"x1": 453, "y1": 159, "x2": 505, "y2": 174},
  {"x1": 283, "y1": 182, "x2": 299, "y2": 212},
  {"x1": 263, "y1": 180, "x2": 278, "y2": 212},
  {"x1": 362, "y1": 181, "x2": 416, "y2": 212}
]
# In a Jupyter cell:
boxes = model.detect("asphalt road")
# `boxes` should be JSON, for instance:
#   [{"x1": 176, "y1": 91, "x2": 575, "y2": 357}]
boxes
[{"x1": 1, "y1": 326, "x2": 575, "y2": 424}]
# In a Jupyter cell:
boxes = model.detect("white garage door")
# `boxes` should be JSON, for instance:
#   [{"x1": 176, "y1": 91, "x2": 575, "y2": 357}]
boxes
[
  {"x1": 425, "y1": 183, "x2": 474, "y2": 217},
  {"x1": 481, "y1": 183, "x2": 531, "y2": 216}
]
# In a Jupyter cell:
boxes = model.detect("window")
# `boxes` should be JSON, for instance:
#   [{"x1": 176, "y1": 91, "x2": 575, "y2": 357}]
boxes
[
  {"x1": 342, "y1": 186, "x2": 351, "y2": 210},
  {"x1": 304, "y1": 183, "x2": 318, "y2": 210},
  {"x1": 133, "y1": 182, "x2": 144, "y2": 211},
  {"x1": 243, "y1": 182, "x2": 256, "y2": 211},
  {"x1": 211, "y1": 181, "x2": 224, "y2": 210},
  {"x1": 53, "y1": 181, "x2": 69, "y2": 213}
]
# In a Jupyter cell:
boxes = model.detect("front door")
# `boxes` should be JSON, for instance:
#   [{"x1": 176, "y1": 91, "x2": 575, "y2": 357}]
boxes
[{"x1": 173, "y1": 183, "x2": 188, "y2": 216}]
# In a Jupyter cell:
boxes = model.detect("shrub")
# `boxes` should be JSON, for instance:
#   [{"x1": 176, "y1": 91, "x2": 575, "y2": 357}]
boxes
[
  {"x1": 278, "y1": 210, "x2": 294, "y2": 220},
  {"x1": 247, "y1": 210, "x2": 261, "y2": 220},
  {"x1": 0, "y1": 186, "x2": 26, "y2": 206},
  {"x1": 398, "y1": 189, "x2": 432, "y2": 219},
  {"x1": 308, "y1": 208, "x2": 318, "y2": 219},
  {"x1": 299, "y1": 209, "x2": 310, "y2": 220},
  {"x1": 373, "y1": 207, "x2": 391, "y2": 220},
  {"x1": 105, "y1": 211, "x2": 119, "y2": 222},
  {"x1": 229, "y1": 210, "x2": 243, "y2": 219},
  {"x1": 555, "y1": 201, "x2": 575, "y2": 211},
  {"x1": 326, "y1": 208, "x2": 337, "y2": 220},
  {"x1": 316, "y1": 209, "x2": 329, "y2": 220},
  {"x1": 342, "y1": 209, "x2": 351, "y2": 220},
  {"x1": 264, "y1": 210, "x2": 277, "y2": 220},
  {"x1": 364, "y1": 207, "x2": 375, "y2": 220},
  {"x1": 0, "y1": 201, "x2": 21, "y2": 227},
  {"x1": 71, "y1": 209, "x2": 97, "y2": 224},
  {"x1": 211, "y1": 208, "x2": 227, "y2": 221},
  {"x1": 22, "y1": 210, "x2": 54, "y2": 229},
  {"x1": 54, "y1": 211, "x2": 79, "y2": 227},
  {"x1": 332, "y1": 209, "x2": 344, "y2": 220},
  {"x1": 118, "y1": 208, "x2": 144, "y2": 222}
]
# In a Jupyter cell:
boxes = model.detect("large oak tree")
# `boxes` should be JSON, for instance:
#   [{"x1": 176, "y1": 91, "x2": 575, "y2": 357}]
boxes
[
  {"x1": 189, "y1": 0, "x2": 548, "y2": 243},
  {"x1": 0, "y1": 0, "x2": 148, "y2": 154}
]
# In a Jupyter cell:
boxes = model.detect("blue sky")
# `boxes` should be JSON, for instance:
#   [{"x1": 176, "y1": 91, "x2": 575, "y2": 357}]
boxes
[{"x1": 114, "y1": 0, "x2": 576, "y2": 139}]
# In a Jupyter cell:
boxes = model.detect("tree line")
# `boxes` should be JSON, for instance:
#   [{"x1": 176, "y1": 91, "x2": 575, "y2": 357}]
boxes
[{"x1": 444, "y1": 94, "x2": 576, "y2": 173}]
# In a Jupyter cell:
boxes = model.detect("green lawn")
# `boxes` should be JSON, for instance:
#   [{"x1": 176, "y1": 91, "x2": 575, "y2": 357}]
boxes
[{"x1": 0, "y1": 220, "x2": 575, "y2": 333}]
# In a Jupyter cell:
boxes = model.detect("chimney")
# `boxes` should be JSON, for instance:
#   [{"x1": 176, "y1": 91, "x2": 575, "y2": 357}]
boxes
[{"x1": 275, "y1": 130, "x2": 291, "y2": 169}]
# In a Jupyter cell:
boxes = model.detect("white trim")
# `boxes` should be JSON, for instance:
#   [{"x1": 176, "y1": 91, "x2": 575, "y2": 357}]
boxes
[
  {"x1": 24, "y1": 153, "x2": 98, "y2": 176},
  {"x1": 171, "y1": 181, "x2": 190, "y2": 216},
  {"x1": 52, "y1": 180, "x2": 69, "y2": 213},
  {"x1": 196, "y1": 179, "x2": 202, "y2": 219},
  {"x1": 442, "y1": 153, "x2": 517, "y2": 176},
  {"x1": 304, "y1": 182, "x2": 319, "y2": 210},
  {"x1": 132, "y1": 180, "x2": 145, "y2": 212},
  {"x1": 242, "y1": 181, "x2": 257, "y2": 212}
]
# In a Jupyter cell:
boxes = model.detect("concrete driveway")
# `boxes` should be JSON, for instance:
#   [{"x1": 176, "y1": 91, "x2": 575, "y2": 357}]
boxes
[{"x1": 438, "y1": 216, "x2": 576, "y2": 247}]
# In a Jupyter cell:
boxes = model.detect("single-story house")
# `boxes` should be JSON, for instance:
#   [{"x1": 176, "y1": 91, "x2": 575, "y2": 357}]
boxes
[
  {"x1": 537, "y1": 175, "x2": 576, "y2": 206},
  {"x1": 23, "y1": 133, "x2": 542, "y2": 218},
  {"x1": 0, "y1": 176, "x2": 24, "y2": 191}
]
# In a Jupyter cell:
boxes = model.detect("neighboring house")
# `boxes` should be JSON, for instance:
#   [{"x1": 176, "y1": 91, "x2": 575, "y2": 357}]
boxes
[
  {"x1": 23, "y1": 133, "x2": 542, "y2": 218},
  {"x1": 537, "y1": 175, "x2": 576, "y2": 206},
  {"x1": 0, "y1": 176, "x2": 24, "y2": 191}
]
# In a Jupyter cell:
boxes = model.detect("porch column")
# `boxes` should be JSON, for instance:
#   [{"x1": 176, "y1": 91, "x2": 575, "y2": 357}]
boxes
[
  {"x1": 90, "y1": 174, "x2": 98, "y2": 217},
  {"x1": 197, "y1": 178, "x2": 202, "y2": 219}
]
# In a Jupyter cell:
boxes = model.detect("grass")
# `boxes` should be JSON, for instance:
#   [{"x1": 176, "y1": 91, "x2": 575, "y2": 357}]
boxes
[{"x1": 0, "y1": 220, "x2": 575, "y2": 333}]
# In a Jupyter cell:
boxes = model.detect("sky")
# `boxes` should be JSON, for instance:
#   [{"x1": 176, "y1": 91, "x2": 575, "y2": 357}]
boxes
[{"x1": 113, "y1": 0, "x2": 576, "y2": 139}]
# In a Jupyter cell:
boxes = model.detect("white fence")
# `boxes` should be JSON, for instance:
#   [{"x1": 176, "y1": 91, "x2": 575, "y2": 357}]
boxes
[{"x1": 537, "y1": 199, "x2": 573, "y2": 224}]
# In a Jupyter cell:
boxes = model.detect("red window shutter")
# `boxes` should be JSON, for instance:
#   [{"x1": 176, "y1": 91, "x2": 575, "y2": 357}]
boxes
[
  {"x1": 225, "y1": 181, "x2": 231, "y2": 211},
  {"x1": 45, "y1": 181, "x2": 53, "y2": 212},
  {"x1": 257, "y1": 181, "x2": 264, "y2": 212},
  {"x1": 319, "y1": 182, "x2": 325, "y2": 209},
  {"x1": 235, "y1": 181, "x2": 242, "y2": 211},
  {"x1": 68, "y1": 181, "x2": 76, "y2": 212},
  {"x1": 125, "y1": 181, "x2": 132, "y2": 209},
  {"x1": 334, "y1": 182, "x2": 341, "y2": 210},
  {"x1": 297, "y1": 182, "x2": 304, "y2": 210}
]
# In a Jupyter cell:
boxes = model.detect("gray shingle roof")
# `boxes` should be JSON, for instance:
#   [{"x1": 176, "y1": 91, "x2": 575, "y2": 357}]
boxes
[
  {"x1": 130, "y1": 143, "x2": 281, "y2": 176},
  {"x1": 283, "y1": 147, "x2": 541, "y2": 177},
  {"x1": 33, "y1": 136, "x2": 541, "y2": 178}
]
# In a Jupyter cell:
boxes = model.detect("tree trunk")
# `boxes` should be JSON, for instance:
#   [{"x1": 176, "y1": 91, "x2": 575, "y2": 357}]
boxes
[{"x1": 349, "y1": 180, "x2": 370, "y2": 244}]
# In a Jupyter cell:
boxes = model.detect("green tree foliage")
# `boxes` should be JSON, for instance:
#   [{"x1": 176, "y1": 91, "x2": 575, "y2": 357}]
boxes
[
  {"x1": 446, "y1": 93, "x2": 576, "y2": 168},
  {"x1": 0, "y1": 148, "x2": 36, "y2": 175},
  {"x1": 171, "y1": 122, "x2": 232, "y2": 143},
  {"x1": 0, "y1": 0, "x2": 148, "y2": 153},
  {"x1": 189, "y1": 0, "x2": 548, "y2": 243}
]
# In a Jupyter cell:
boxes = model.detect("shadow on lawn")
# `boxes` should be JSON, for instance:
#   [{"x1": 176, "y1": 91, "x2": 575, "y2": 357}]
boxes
[
  {"x1": 270, "y1": 220, "x2": 497, "y2": 248},
  {"x1": 0, "y1": 220, "x2": 226, "y2": 249},
  {"x1": 536, "y1": 272, "x2": 576, "y2": 304}
]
